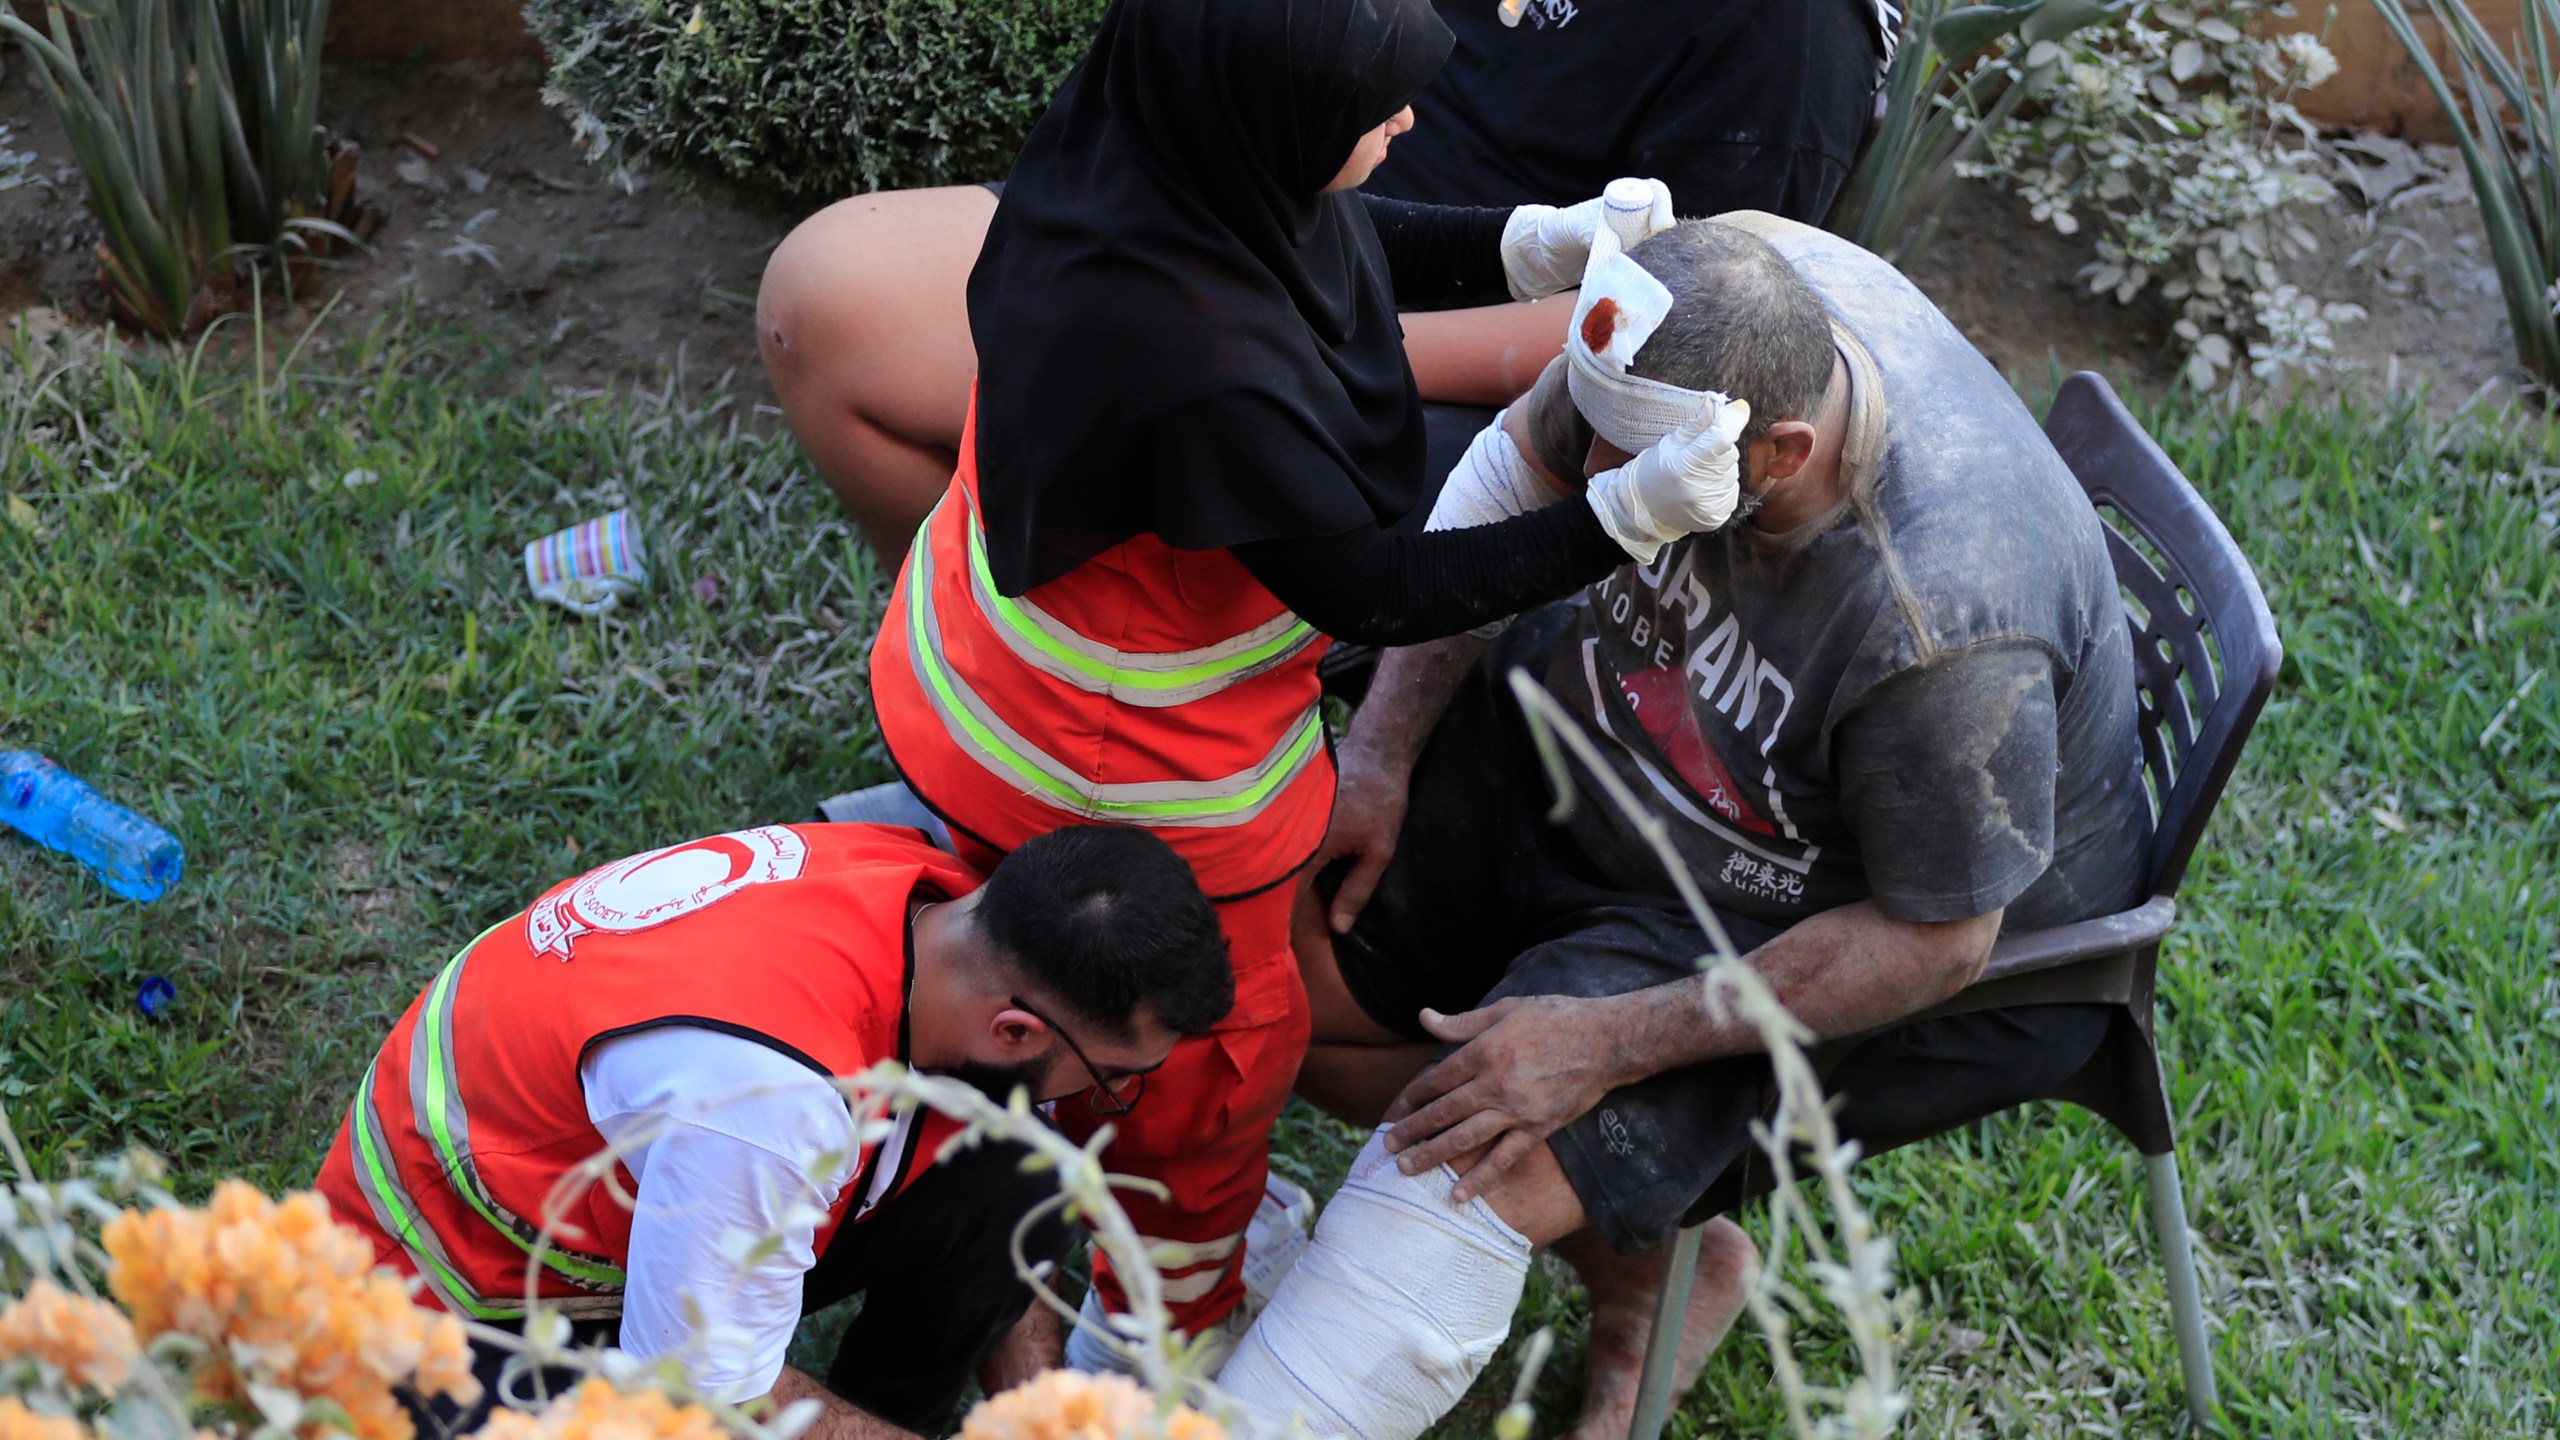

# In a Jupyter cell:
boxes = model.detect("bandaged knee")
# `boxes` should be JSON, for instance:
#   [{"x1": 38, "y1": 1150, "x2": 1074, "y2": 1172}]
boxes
[{"x1": 1217, "y1": 1131, "x2": 1533, "y2": 1440}]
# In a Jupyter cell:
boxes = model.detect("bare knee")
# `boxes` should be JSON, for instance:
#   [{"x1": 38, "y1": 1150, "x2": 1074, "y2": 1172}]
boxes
[
  {"x1": 758, "y1": 199, "x2": 887, "y2": 385},
  {"x1": 1480, "y1": 1140, "x2": 1590, "y2": 1246},
  {"x1": 759, "y1": 187, "x2": 992, "y2": 441}
]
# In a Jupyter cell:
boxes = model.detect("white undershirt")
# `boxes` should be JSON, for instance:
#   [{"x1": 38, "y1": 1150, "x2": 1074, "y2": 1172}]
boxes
[{"x1": 581, "y1": 1026, "x2": 864, "y2": 1402}]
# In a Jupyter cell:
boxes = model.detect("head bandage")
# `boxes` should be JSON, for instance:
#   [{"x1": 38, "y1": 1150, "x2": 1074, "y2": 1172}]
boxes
[
  {"x1": 1564, "y1": 203, "x2": 1732, "y2": 455},
  {"x1": 1217, "y1": 1131, "x2": 1532, "y2": 1440}
]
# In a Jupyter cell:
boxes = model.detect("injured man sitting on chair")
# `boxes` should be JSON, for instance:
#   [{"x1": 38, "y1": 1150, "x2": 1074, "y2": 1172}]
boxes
[{"x1": 1219, "y1": 215, "x2": 2156, "y2": 1440}]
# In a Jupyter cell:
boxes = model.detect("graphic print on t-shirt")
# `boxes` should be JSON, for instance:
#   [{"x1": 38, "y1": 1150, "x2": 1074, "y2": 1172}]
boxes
[
  {"x1": 1615, "y1": 666, "x2": 1773, "y2": 835},
  {"x1": 1574, "y1": 542, "x2": 1820, "y2": 904},
  {"x1": 527, "y1": 827, "x2": 811, "y2": 961}
]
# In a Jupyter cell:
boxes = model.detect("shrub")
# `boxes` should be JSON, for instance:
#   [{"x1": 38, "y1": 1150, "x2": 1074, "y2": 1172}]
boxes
[
  {"x1": 1961, "y1": 1, "x2": 2360, "y2": 388},
  {"x1": 1827, "y1": 0, "x2": 2120, "y2": 265},
  {"x1": 524, "y1": 0, "x2": 1109, "y2": 205}
]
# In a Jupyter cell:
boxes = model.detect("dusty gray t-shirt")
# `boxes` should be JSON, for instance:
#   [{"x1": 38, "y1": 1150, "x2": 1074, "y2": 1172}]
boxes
[{"x1": 1524, "y1": 214, "x2": 2150, "y2": 933}]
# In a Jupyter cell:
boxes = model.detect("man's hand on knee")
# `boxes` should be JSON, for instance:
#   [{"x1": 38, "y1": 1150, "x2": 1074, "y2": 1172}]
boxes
[{"x1": 1381, "y1": 994, "x2": 1634, "y2": 1198}]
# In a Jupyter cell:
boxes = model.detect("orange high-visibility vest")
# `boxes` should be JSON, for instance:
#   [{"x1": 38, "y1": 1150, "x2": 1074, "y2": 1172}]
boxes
[
  {"x1": 314, "y1": 824, "x2": 978, "y2": 1320},
  {"x1": 869, "y1": 392, "x2": 1335, "y2": 902}
]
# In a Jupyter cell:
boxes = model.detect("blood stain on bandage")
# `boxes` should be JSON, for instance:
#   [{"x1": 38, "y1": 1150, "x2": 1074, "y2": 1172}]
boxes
[{"x1": 1580, "y1": 297, "x2": 1622, "y2": 354}]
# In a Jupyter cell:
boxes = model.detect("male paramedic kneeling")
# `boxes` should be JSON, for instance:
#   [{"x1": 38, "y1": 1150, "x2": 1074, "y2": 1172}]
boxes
[
  {"x1": 1220, "y1": 215, "x2": 2151, "y2": 1440},
  {"x1": 313, "y1": 823, "x2": 1234, "y2": 1439}
]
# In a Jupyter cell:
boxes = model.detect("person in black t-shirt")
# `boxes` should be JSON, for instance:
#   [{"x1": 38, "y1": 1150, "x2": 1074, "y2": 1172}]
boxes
[
  {"x1": 1228, "y1": 214, "x2": 2146, "y2": 1440},
  {"x1": 756, "y1": 0, "x2": 1893, "y2": 559}
]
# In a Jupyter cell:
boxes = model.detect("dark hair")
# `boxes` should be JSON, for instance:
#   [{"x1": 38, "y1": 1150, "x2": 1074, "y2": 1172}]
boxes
[
  {"x1": 1627, "y1": 221, "x2": 1837, "y2": 441},
  {"x1": 973, "y1": 826, "x2": 1234, "y2": 1038}
]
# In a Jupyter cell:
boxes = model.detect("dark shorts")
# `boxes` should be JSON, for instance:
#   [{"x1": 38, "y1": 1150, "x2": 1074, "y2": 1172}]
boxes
[{"x1": 1322, "y1": 649, "x2": 2113, "y2": 1253}]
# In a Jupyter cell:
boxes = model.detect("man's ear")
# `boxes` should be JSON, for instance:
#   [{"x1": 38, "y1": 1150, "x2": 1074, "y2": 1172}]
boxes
[
  {"x1": 989, "y1": 1004, "x2": 1047, "y2": 1054},
  {"x1": 1761, "y1": 420, "x2": 1818, "y2": 483}
]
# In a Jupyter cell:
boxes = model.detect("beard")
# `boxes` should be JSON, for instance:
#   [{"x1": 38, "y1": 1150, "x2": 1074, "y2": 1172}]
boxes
[
  {"x1": 1727, "y1": 478, "x2": 1770, "y2": 527},
  {"x1": 937, "y1": 1057, "x2": 1052, "y2": 1105}
]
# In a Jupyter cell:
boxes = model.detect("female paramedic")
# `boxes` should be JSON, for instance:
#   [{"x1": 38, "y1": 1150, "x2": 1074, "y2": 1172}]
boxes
[{"x1": 865, "y1": 0, "x2": 1748, "y2": 1361}]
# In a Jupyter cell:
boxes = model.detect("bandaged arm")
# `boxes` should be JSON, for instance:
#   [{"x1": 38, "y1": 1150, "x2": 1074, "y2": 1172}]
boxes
[{"x1": 1421, "y1": 409, "x2": 1575, "y2": 638}]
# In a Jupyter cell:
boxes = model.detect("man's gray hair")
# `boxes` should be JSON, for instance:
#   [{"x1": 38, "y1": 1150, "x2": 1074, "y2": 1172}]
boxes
[{"x1": 1626, "y1": 220, "x2": 1836, "y2": 440}]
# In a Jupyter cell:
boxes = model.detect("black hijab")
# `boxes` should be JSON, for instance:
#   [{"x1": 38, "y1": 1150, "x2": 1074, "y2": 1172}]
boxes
[{"x1": 967, "y1": 0, "x2": 1454, "y2": 595}]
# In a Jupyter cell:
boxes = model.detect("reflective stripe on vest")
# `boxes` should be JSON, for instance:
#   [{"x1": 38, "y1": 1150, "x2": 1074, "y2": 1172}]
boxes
[
  {"x1": 905, "y1": 519, "x2": 1327, "y2": 828},
  {"x1": 407, "y1": 924, "x2": 628, "y2": 1291},
  {"x1": 345, "y1": 1057, "x2": 622, "y2": 1322},
  {"x1": 960, "y1": 504, "x2": 1316, "y2": 709},
  {"x1": 349, "y1": 923, "x2": 628, "y2": 1318}
]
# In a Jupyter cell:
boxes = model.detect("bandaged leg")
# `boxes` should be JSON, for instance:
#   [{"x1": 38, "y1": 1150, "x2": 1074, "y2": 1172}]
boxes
[{"x1": 1217, "y1": 1130, "x2": 1533, "y2": 1440}]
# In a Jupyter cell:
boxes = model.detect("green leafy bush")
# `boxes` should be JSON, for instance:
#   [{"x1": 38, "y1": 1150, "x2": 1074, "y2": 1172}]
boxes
[{"x1": 525, "y1": 0, "x2": 1109, "y2": 205}]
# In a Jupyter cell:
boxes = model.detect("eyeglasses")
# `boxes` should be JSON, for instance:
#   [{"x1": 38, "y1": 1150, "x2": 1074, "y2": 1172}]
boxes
[{"x1": 1009, "y1": 994, "x2": 1148, "y2": 1116}]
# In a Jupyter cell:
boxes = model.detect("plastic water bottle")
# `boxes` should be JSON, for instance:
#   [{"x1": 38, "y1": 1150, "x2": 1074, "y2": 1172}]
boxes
[{"x1": 0, "y1": 752, "x2": 184, "y2": 902}]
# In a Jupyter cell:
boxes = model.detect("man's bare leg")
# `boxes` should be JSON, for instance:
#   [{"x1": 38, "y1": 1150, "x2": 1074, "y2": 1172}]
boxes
[
  {"x1": 1550, "y1": 1220, "x2": 1757, "y2": 1440},
  {"x1": 975, "y1": 1298, "x2": 1062, "y2": 1396},
  {"x1": 758, "y1": 186, "x2": 996, "y2": 557}
]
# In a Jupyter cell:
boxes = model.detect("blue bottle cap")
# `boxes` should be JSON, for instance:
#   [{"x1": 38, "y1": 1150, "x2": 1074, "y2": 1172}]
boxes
[{"x1": 137, "y1": 976, "x2": 177, "y2": 1018}]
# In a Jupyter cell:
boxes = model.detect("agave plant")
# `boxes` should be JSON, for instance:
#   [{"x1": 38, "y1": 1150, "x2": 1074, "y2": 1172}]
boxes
[
  {"x1": 1827, "y1": 0, "x2": 2123, "y2": 265},
  {"x1": 2375, "y1": 0, "x2": 2560, "y2": 391},
  {"x1": 0, "y1": 0, "x2": 360, "y2": 337}
]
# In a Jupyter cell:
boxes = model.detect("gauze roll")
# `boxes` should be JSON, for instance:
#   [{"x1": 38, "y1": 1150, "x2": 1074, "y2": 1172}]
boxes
[
  {"x1": 1563, "y1": 213, "x2": 1735, "y2": 456},
  {"x1": 1217, "y1": 1131, "x2": 1532, "y2": 1440},
  {"x1": 1498, "y1": 177, "x2": 1675, "y2": 302}
]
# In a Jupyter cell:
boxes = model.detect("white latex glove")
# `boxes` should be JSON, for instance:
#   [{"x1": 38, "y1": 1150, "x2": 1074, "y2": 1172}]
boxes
[
  {"x1": 1584, "y1": 394, "x2": 1753, "y2": 564},
  {"x1": 1499, "y1": 177, "x2": 1675, "y2": 301}
]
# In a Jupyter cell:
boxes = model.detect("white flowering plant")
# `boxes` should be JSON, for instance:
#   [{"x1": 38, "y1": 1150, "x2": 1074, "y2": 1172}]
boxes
[{"x1": 1962, "y1": 2, "x2": 2364, "y2": 389}]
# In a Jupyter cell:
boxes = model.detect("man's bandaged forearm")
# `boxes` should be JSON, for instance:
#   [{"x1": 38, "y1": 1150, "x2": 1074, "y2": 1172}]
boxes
[
  {"x1": 1425, "y1": 409, "x2": 1573, "y2": 637},
  {"x1": 1425, "y1": 407, "x2": 1571, "y2": 531},
  {"x1": 1217, "y1": 1131, "x2": 1532, "y2": 1440}
]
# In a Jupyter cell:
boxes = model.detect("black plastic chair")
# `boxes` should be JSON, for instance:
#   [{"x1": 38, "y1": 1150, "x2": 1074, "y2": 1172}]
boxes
[{"x1": 1624, "y1": 372, "x2": 2282, "y2": 1438}]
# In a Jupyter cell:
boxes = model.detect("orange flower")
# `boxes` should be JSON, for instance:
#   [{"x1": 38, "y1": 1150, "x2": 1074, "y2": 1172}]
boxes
[
  {"x1": 960, "y1": 1371, "x2": 1225, "y2": 1440},
  {"x1": 0, "y1": 1398, "x2": 90, "y2": 1440},
  {"x1": 463, "y1": 1379, "x2": 725, "y2": 1440},
  {"x1": 102, "y1": 1181, "x2": 483, "y2": 1440},
  {"x1": 0, "y1": 1279, "x2": 141, "y2": 1392}
]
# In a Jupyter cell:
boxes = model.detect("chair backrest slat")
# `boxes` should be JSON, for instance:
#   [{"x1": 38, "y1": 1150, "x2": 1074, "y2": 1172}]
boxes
[{"x1": 2042, "y1": 374, "x2": 2283, "y2": 897}]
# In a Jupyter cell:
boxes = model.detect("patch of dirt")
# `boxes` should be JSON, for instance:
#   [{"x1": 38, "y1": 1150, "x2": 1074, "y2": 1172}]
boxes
[
  {"x1": 0, "y1": 61, "x2": 2535, "y2": 413},
  {"x1": 323, "y1": 836, "x2": 413, "y2": 941},
  {"x1": 1904, "y1": 137, "x2": 2529, "y2": 413},
  {"x1": 0, "y1": 60, "x2": 796, "y2": 394}
]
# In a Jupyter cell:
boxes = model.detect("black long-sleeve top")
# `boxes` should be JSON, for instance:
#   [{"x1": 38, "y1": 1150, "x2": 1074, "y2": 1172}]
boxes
[{"x1": 1219, "y1": 197, "x2": 1623, "y2": 646}]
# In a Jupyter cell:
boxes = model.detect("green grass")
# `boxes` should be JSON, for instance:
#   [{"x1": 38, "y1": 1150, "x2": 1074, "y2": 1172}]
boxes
[
  {"x1": 4, "y1": 319, "x2": 2555, "y2": 1436},
  {"x1": 0, "y1": 309, "x2": 892, "y2": 1185}
]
